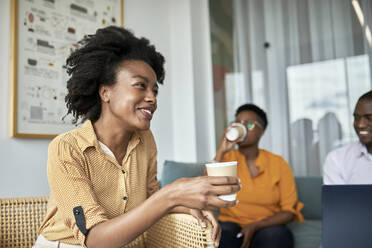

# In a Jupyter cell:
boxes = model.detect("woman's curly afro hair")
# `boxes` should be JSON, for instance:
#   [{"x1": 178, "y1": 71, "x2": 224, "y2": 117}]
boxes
[{"x1": 64, "y1": 26, "x2": 165, "y2": 124}]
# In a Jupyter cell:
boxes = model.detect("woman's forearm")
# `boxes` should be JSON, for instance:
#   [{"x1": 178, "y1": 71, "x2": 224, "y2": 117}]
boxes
[
  {"x1": 86, "y1": 175, "x2": 240, "y2": 248},
  {"x1": 253, "y1": 211, "x2": 294, "y2": 230},
  {"x1": 86, "y1": 186, "x2": 175, "y2": 248},
  {"x1": 170, "y1": 206, "x2": 191, "y2": 214},
  {"x1": 214, "y1": 148, "x2": 226, "y2": 162}
]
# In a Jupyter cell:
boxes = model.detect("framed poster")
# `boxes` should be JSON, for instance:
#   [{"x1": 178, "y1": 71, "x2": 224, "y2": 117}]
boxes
[{"x1": 10, "y1": 0, "x2": 123, "y2": 138}]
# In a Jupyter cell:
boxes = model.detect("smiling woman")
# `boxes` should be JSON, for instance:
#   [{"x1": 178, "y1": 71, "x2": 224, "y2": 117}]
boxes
[
  {"x1": 99, "y1": 60, "x2": 158, "y2": 133},
  {"x1": 64, "y1": 27, "x2": 164, "y2": 126},
  {"x1": 33, "y1": 26, "x2": 241, "y2": 248}
]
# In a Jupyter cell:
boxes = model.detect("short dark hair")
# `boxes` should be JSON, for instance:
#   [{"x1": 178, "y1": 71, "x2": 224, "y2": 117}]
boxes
[
  {"x1": 358, "y1": 90, "x2": 372, "y2": 102},
  {"x1": 64, "y1": 26, "x2": 165, "y2": 124},
  {"x1": 235, "y1": 103, "x2": 268, "y2": 130}
]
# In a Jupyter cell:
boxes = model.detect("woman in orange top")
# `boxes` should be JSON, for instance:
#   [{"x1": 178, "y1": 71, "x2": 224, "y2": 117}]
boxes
[{"x1": 214, "y1": 103, "x2": 303, "y2": 248}]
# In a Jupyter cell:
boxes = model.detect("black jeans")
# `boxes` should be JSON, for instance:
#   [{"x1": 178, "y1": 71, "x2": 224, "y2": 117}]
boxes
[{"x1": 219, "y1": 221, "x2": 294, "y2": 248}]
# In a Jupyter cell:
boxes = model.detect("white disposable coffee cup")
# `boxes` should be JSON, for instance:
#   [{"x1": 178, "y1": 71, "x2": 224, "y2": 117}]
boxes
[
  {"x1": 205, "y1": 161, "x2": 238, "y2": 201},
  {"x1": 225, "y1": 123, "x2": 247, "y2": 142}
]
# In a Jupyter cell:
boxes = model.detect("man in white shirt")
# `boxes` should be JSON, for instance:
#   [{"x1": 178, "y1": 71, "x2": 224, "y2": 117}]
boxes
[{"x1": 323, "y1": 90, "x2": 372, "y2": 184}]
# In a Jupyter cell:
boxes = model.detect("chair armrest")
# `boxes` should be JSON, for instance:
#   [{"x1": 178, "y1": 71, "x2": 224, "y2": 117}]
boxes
[
  {"x1": 0, "y1": 196, "x2": 49, "y2": 247},
  {"x1": 146, "y1": 213, "x2": 215, "y2": 248}
]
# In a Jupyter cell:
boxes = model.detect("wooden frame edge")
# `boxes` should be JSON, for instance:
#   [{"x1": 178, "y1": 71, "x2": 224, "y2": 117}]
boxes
[
  {"x1": 121, "y1": 0, "x2": 124, "y2": 27},
  {"x1": 9, "y1": 0, "x2": 18, "y2": 138},
  {"x1": 11, "y1": 133, "x2": 57, "y2": 139}
]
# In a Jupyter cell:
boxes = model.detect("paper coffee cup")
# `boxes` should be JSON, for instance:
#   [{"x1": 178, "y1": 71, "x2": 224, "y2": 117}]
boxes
[
  {"x1": 225, "y1": 123, "x2": 247, "y2": 142},
  {"x1": 205, "y1": 161, "x2": 238, "y2": 201}
]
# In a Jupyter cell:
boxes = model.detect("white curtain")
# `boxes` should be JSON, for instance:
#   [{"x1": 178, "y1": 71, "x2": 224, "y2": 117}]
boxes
[{"x1": 229, "y1": 0, "x2": 372, "y2": 176}]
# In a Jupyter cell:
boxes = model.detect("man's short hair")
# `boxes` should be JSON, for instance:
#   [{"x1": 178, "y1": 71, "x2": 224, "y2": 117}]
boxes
[{"x1": 358, "y1": 90, "x2": 372, "y2": 102}]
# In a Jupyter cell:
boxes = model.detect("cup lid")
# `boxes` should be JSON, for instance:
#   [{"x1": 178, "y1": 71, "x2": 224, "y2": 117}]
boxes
[{"x1": 205, "y1": 161, "x2": 238, "y2": 167}]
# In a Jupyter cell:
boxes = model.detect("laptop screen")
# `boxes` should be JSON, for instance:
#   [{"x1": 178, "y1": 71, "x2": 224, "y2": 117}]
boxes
[{"x1": 322, "y1": 185, "x2": 372, "y2": 248}]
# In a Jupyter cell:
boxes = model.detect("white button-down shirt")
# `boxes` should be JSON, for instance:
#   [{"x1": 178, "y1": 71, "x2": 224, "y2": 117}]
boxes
[{"x1": 323, "y1": 142, "x2": 372, "y2": 184}]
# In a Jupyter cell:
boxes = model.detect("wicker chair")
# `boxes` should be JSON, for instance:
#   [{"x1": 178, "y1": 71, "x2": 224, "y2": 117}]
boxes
[{"x1": 0, "y1": 196, "x2": 215, "y2": 248}]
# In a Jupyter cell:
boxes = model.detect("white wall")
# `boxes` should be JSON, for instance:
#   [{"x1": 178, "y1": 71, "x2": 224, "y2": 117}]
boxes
[
  {"x1": 168, "y1": 0, "x2": 216, "y2": 163},
  {"x1": 190, "y1": 0, "x2": 216, "y2": 162},
  {"x1": 0, "y1": 0, "x2": 215, "y2": 197},
  {"x1": 123, "y1": 0, "x2": 175, "y2": 179},
  {"x1": 0, "y1": 0, "x2": 50, "y2": 198}
]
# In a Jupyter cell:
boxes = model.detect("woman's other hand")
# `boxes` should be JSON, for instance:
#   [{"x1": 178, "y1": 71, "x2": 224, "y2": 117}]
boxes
[
  {"x1": 237, "y1": 223, "x2": 258, "y2": 248},
  {"x1": 214, "y1": 129, "x2": 239, "y2": 161},
  {"x1": 190, "y1": 209, "x2": 221, "y2": 247}
]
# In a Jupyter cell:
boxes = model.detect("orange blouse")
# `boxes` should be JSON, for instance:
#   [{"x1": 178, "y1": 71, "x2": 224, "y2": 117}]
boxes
[{"x1": 219, "y1": 149, "x2": 304, "y2": 227}]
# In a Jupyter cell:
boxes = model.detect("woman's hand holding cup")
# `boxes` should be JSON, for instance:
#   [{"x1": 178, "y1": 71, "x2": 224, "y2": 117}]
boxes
[
  {"x1": 205, "y1": 161, "x2": 239, "y2": 201},
  {"x1": 166, "y1": 175, "x2": 241, "y2": 211}
]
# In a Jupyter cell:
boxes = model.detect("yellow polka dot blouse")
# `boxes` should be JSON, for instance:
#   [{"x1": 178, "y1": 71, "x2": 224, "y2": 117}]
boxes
[{"x1": 38, "y1": 120, "x2": 160, "y2": 245}]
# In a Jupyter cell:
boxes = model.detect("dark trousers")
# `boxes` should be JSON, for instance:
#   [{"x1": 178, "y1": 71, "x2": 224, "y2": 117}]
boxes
[{"x1": 219, "y1": 221, "x2": 294, "y2": 248}]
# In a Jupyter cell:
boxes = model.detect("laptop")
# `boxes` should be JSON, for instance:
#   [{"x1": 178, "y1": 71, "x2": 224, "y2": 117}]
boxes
[{"x1": 322, "y1": 185, "x2": 372, "y2": 248}]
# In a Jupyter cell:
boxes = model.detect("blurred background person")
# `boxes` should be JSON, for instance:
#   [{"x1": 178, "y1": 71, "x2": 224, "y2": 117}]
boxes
[
  {"x1": 323, "y1": 90, "x2": 372, "y2": 184},
  {"x1": 214, "y1": 103, "x2": 304, "y2": 248}
]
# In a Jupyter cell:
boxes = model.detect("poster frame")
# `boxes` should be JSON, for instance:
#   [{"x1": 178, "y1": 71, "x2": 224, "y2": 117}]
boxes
[{"x1": 10, "y1": 0, "x2": 124, "y2": 138}]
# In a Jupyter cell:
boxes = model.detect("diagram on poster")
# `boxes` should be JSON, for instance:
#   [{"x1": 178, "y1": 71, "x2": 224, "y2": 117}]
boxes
[{"x1": 11, "y1": 0, "x2": 122, "y2": 138}]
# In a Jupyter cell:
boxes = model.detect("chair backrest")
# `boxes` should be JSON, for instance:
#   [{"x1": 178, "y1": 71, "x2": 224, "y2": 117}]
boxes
[
  {"x1": 160, "y1": 161, "x2": 323, "y2": 220},
  {"x1": 160, "y1": 160, "x2": 205, "y2": 187},
  {"x1": 294, "y1": 176, "x2": 322, "y2": 220},
  {"x1": 0, "y1": 196, "x2": 48, "y2": 248}
]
